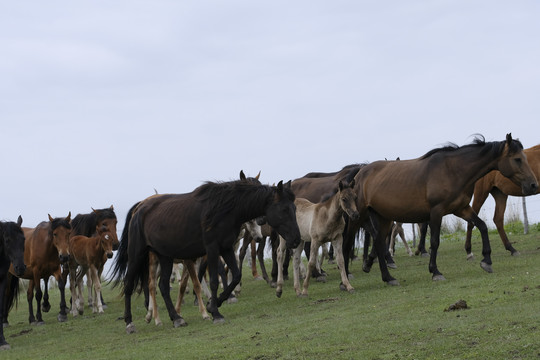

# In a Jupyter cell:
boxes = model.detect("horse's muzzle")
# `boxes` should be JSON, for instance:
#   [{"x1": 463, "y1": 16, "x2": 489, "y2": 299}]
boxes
[
  {"x1": 107, "y1": 252, "x2": 114, "y2": 259},
  {"x1": 14, "y1": 264, "x2": 26, "y2": 277},
  {"x1": 59, "y1": 254, "x2": 70, "y2": 263},
  {"x1": 523, "y1": 181, "x2": 539, "y2": 196}
]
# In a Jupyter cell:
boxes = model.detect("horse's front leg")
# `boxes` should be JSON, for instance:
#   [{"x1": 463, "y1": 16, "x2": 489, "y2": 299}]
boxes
[
  {"x1": 146, "y1": 252, "x2": 161, "y2": 325},
  {"x1": 217, "y1": 247, "x2": 242, "y2": 306},
  {"x1": 257, "y1": 239, "x2": 270, "y2": 283},
  {"x1": 292, "y1": 242, "x2": 304, "y2": 296},
  {"x1": 415, "y1": 222, "x2": 430, "y2": 257},
  {"x1": 42, "y1": 278, "x2": 51, "y2": 313},
  {"x1": 332, "y1": 238, "x2": 354, "y2": 293},
  {"x1": 275, "y1": 237, "x2": 287, "y2": 298},
  {"x1": 68, "y1": 264, "x2": 79, "y2": 317},
  {"x1": 455, "y1": 206, "x2": 493, "y2": 273},
  {"x1": 26, "y1": 279, "x2": 36, "y2": 324},
  {"x1": 205, "y1": 246, "x2": 224, "y2": 323},
  {"x1": 90, "y1": 266, "x2": 103, "y2": 314},
  {"x1": 368, "y1": 211, "x2": 398, "y2": 285},
  {"x1": 184, "y1": 260, "x2": 210, "y2": 320},
  {"x1": 56, "y1": 267, "x2": 68, "y2": 322},
  {"x1": 156, "y1": 255, "x2": 186, "y2": 328}
]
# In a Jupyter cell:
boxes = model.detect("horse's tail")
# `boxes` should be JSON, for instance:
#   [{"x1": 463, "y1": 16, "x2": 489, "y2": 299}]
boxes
[
  {"x1": 120, "y1": 207, "x2": 149, "y2": 296},
  {"x1": 110, "y1": 201, "x2": 140, "y2": 288},
  {"x1": 3, "y1": 273, "x2": 20, "y2": 315}
]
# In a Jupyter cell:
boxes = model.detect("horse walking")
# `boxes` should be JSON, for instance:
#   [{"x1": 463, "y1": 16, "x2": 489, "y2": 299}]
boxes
[
  {"x1": 1, "y1": 216, "x2": 26, "y2": 350},
  {"x1": 465, "y1": 143, "x2": 540, "y2": 257},
  {"x1": 355, "y1": 134, "x2": 537, "y2": 283},
  {"x1": 113, "y1": 179, "x2": 300, "y2": 333},
  {"x1": 10, "y1": 214, "x2": 71, "y2": 324},
  {"x1": 276, "y1": 180, "x2": 360, "y2": 297},
  {"x1": 68, "y1": 223, "x2": 115, "y2": 315}
]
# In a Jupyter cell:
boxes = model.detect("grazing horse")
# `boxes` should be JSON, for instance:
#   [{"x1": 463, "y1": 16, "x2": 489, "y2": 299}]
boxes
[
  {"x1": 113, "y1": 179, "x2": 301, "y2": 333},
  {"x1": 10, "y1": 214, "x2": 71, "y2": 324},
  {"x1": 355, "y1": 134, "x2": 538, "y2": 284},
  {"x1": 276, "y1": 180, "x2": 360, "y2": 297},
  {"x1": 0, "y1": 216, "x2": 26, "y2": 350},
  {"x1": 68, "y1": 224, "x2": 115, "y2": 315},
  {"x1": 465, "y1": 144, "x2": 540, "y2": 257}
]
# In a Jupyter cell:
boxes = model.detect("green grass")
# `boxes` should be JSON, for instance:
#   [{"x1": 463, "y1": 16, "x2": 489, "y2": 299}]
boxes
[{"x1": 3, "y1": 226, "x2": 540, "y2": 359}]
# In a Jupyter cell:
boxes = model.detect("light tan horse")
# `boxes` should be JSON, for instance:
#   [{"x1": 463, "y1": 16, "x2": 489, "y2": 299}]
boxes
[
  {"x1": 354, "y1": 134, "x2": 537, "y2": 283},
  {"x1": 276, "y1": 180, "x2": 360, "y2": 297},
  {"x1": 466, "y1": 144, "x2": 540, "y2": 257}
]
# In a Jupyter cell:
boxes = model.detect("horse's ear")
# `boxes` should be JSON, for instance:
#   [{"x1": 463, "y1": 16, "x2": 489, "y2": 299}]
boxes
[
  {"x1": 17, "y1": 215, "x2": 23, "y2": 227},
  {"x1": 506, "y1": 133, "x2": 513, "y2": 144},
  {"x1": 110, "y1": 205, "x2": 114, "y2": 210},
  {"x1": 396, "y1": 157, "x2": 400, "y2": 161},
  {"x1": 48, "y1": 214, "x2": 54, "y2": 222},
  {"x1": 277, "y1": 180, "x2": 284, "y2": 193},
  {"x1": 255, "y1": 171, "x2": 261, "y2": 180},
  {"x1": 338, "y1": 181, "x2": 344, "y2": 191},
  {"x1": 92, "y1": 207, "x2": 97, "y2": 213},
  {"x1": 66, "y1": 212, "x2": 71, "y2": 223},
  {"x1": 285, "y1": 180, "x2": 292, "y2": 189},
  {"x1": 240, "y1": 170, "x2": 246, "y2": 181}
]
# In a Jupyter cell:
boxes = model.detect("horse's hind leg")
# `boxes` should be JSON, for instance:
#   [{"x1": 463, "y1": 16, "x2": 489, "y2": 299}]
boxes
[
  {"x1": 491, "y1": 190, "x2": 518, "y2": 255},
  {"x1": 257, "y1": 239, "x2": 270, "y2": 284},
  {"x1": 184, "y1": 261, "x2": 210, "y2": 320},
  {"x1": 332, "y1": 238, "x2": 354, "y2": 293},
  {"x1": 216, "y1": 247, "x2": 242, "y2": 307},
  {"x1": 156, "y1": 254, "x2": 186, "y2": 328},
  {"x1": 174, "y1": 263, "x2": 189, "y2": 315},
  {"x1": 90, "y1": 266, "x2": 103, "y2": 314},
  {"x1": 415, "y1": 222, "x2": 430, "y2": 257},
  {"x1": 275, "y1": 237, "x2": 287, "y2": 297}
]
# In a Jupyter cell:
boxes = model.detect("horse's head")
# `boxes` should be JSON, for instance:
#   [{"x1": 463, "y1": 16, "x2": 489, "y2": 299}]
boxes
[
  {"x1": 1, "y1": 216, "x2": 26, "y2": 276},
  {"x1": 49, "y1": 212, "x2": 72, "y2": 264},
  {"x1": 338, "y1": 180, "x2": 360, "y2": 221},
  {"x1": 497, "y1": 133, "x2": 538, "y2": 195},
  {"x1": 265, "y1": 181, "x2": 301, "y2": 249},
  {"x1": 96, "y1": 216, "x2": 119, "y2": 252},
  {"x1": 243, "y1": 218, "x2": 264, "y2": 243},
  {"x1": 96, "y1": 224, "x2": 115, "y2": 259},
  {"x1": 240, "y1": 170, "x2": 262, "y2": 185}
]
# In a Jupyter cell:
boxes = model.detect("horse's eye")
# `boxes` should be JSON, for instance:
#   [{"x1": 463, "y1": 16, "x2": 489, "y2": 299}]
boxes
[{"x1": 515, "y1": 158, "x2": 522, "y2": 164}]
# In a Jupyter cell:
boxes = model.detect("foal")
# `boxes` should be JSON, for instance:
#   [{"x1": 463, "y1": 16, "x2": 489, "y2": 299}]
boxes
[
  {"x1": 276, "y1": 180, "x2": 360, "y2": 298},
  {"x1": 68, "y1": 224, "x2": 114, "y2": 315}
]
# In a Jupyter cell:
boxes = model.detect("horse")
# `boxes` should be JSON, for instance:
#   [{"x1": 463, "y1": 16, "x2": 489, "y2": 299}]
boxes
[
  {"x1": 68, "y1": 223, "x2": 115, "y2": 315},
  {"x1": 465, "y1": 144, "x2": 540, "y2": 257},
  {"x1": 0, "y1": 216, "x2": 26, "y2": 350},
  {"x1": 388, "y1": 222, "x2": 413, "y2": 257},
  {"x1": 237, "y1": 218, "x2": 265, "y2": 280},
  {"x1": 113, "y1": 179, "x2": 301, "y2": 333},
  {"x1": 354, "y1": 134, "x2": 538, "y2": 284},
  {"x1": 68, "y1": 206, "x2": 119, "y2": 309},
  {"x1": 276, "y1": 180, "x2": 360, "y2": 297},
  {"x1": 9, "y1": 214, "x2": 71, "y2": 325}
]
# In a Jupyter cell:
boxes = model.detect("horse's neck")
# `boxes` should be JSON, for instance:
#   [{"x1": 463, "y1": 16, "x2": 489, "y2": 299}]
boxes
[{"x1": 444, "y1": 147, "x2": 500, "y2": 188}]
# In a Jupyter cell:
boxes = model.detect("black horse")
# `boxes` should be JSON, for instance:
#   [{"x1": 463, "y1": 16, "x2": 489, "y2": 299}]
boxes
[
  {"x1": 1, "y1": 216, "x2": 26, "y2": 350},
  {"x1": 113, "y1": 179, "x2": 301, "y2": 333}
]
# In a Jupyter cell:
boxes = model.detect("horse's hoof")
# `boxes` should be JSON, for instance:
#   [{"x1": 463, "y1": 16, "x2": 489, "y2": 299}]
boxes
[
  {"x1": 156, "y1": 321, "x2": 163, "y2": 326},
  {"x1": 362, "y1": 265, "x2": 371, "y2": 273},
  {"x1": 466, "y1": 253, "x2": 475, "y2": 261},
  {"x1": 57, "y1": 314, "x2": 68, "y2": 323},
  {"x1": 421, "y1": 252, "x2": 430, "y2": 258},
  {"x1": 42, "y1": 304, "x2": 51, "y2": 313},
  {"x1": 387, "y1": 262, "x2": 397, "y2": 269},
  {"x1": 144, "y1": 316, "x2": 151, "y2": 324},
  {"x1": 78, "y1": 309, "x2": 84, "y2": 316},
  {"x1": 213, "y1": 317, "x2": 225, "y2": 324},
  {"x1": 298, "y1": 293, "x2": 308, "y2": 298},
  {"x1": 270, "y1": 282, "x2": 277, "y2": 288},
  {"x1": 316, "y1": 276, "x2": 327, "y2": 283},
  {"x1": 432, "y1": 274, "x2": 446, "y2": 281},
  {"x1": 173, "y1": 318, "x2": 187, "y2": 328},
  {"x1": 480, "y1": 262, "x2": 493, "y2": 273},
  {"x1": 339, "y1": 283, "x2": 347, "y2": 291},
  {"x1": 347, "y1": 273, "x2": 354, "y2": 280},
  {"x1": 227, "y1": 297, "x2": 238, "y2": 304},
  {"x1": 511, "y1": 251, "x2": 521, "y2": 257},
  {"x1": 0, "y1": 344, "x2": 11, "y2": 350},
  {"x1": 386, "y1": 280, "x2": 400, "y2": 286},
  {"x1": 126, "y1": 322, "x2": 137, "y2": 334},
  {"x1": 348, "y1": 288, "x2": 355, "y2": 294},
  {"x1": 276, "y1": 290, "x2": 282, "y2": 298},
  {"x1": 35, "y1": 321, "x2": 45, "y2": 326}
]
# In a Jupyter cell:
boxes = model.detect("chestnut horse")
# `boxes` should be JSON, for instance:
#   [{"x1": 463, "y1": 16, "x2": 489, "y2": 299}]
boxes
[
  {"x1": 276, "y1": 180, "x2": 360, "y2": 297},
  {"x1": 68, "y1": 223, "x2": 115, "y2": 315},
  {"x1": 10, "y1": 214, "x2": 71, "y2": 325},
  {"x1": 355, "y1": 134, "x2": 537, "y2": 284},
  {"x1": 465, "y1": 144, "x2": 540, "y2": 257},
  {"x1": 113, "y1": 179, "x2": 301, "y2": 333},
  {"x1": 0, "y1": 216, "x2": 26, "y2": 350}
]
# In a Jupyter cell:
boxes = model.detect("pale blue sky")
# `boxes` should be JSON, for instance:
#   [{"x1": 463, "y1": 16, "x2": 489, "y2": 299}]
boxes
[{"x1": 1, "y1": 1, "x2": 539, "y2": 230}]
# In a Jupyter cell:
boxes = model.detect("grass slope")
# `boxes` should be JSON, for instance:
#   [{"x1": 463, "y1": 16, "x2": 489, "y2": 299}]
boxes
[{"x1": 3, "y1": 224, "x2": 540, "y2": 359}]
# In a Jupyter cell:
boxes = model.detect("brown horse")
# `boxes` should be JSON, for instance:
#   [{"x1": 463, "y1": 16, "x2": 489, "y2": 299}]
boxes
[
  {"x1": 9, "y1": 214, "x2": 71, "y2": 324},
  {"x1": 354, "y1": 134, "x2": 537, "y2": 283},
  {"x1": 68, "y1": 223, "x2": 115, "y2": 315},
  {"x1": 276, "y1": 180, "x2": 360, "y2": 297},
  {"x1": 465, "y1": 144, "x2": 540, "y2": 257}
]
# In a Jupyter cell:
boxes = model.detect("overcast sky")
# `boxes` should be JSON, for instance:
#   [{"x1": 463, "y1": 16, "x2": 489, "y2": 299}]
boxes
[{"x1": 1, "y1": 1, "x2": 539, "y2": 231}]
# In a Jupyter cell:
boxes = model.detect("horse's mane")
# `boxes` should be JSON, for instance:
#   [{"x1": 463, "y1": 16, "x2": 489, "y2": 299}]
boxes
[
  {"x1": 194, "y1": 180, "x2": 291, "y2": 230},
  {"x1": 420, "y1": 135, "x2": 524, "y2": 160},
  {"x1": 71, "y1": 207, "x2": 117, "y2": 236},
  {"x1": 302, "y1": 164, "x2": 362, "y2": 179}
]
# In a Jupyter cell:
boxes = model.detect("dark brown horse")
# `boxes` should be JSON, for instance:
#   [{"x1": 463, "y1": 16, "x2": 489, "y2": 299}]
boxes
[
  {"x1": 1, "y1": 216, "x2": 26, "y2": 350},
  {"x1": 10, "y1": 214, "x2": 72, "y2": 325},
  {"x1": 354, "y1": 134, "x2": 538, "y2": 283},
  {"x1": 113, "y1": 179, "x2": 301, "y2": 333},
  {"x1": 465, "y1": 144, "x2": 540, "y2": 257}
]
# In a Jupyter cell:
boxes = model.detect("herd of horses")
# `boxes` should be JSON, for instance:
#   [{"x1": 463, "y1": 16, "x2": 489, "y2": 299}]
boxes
[{"x1": 1, "y1": 134, "x2": 539, "y2": 349}]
